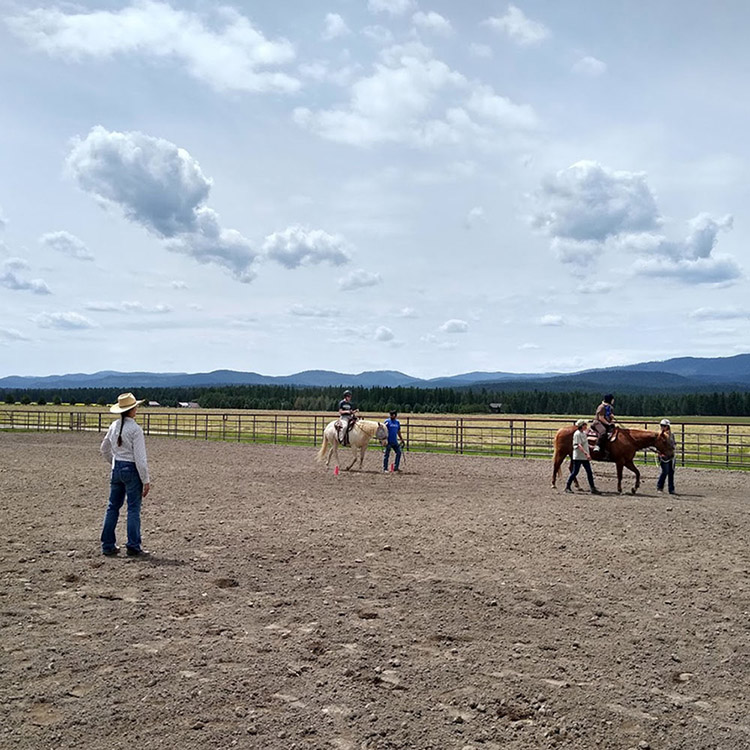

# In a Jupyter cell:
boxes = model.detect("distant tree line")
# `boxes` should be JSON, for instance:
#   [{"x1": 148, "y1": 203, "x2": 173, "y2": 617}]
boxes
[{"x1": 4, "y1": 385, "x2": 750, "y2": 416}]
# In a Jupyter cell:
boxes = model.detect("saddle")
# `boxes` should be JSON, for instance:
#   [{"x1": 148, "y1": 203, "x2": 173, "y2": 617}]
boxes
[
  {"x1": 336, "y1": 416, "x2": 357, "y2": 446},
  {"x1": 586, "y1": 425, "x2": 617, "y2": 457}
]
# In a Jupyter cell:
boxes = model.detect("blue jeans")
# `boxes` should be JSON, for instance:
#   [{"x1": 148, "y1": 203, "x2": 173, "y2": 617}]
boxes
[
  {"x1": 101, "y1": 461, "x2": 143, "y2": 552},
  {"x1": 657, "y1": 459, "x2": 675, "y2": 493},
  {"x1": 566, "y1": 459, "x2": 596, "y2": 490},
  {"x1": 383, "y1": 442, "x2": 402, "y2": 471}
]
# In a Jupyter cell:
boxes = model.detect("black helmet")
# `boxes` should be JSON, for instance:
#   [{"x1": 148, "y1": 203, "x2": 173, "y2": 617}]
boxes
[
  {"x1": 603, "y1": 393, "x2": 614, "y2": 403},
  {"x1": 343, "y1": 390, "x2": 352, "y2": 397}
]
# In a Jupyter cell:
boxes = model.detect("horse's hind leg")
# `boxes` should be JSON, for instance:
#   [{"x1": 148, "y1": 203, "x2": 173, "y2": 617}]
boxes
[
  {"x1": 623, "y1": 459, "x2": 641, "y2": 494},
  {"x1": 616, "y1": 463, "x2": 624, "y2": 493}
]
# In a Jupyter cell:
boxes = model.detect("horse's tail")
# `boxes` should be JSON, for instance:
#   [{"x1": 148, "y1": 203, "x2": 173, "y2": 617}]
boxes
[{"x1": 316, "y1": 433, "x2": 329, "y2": 463}]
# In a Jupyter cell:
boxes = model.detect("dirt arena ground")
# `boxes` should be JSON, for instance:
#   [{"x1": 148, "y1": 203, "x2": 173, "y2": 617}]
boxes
[{"x1": 1, "y1": 431, "x2": 749, "y2": 750}]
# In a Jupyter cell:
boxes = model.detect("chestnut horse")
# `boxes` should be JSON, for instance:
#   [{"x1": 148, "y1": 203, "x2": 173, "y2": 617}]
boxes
[{"x1": 552, "y1": 425, "x2": 675, "y2": 494}]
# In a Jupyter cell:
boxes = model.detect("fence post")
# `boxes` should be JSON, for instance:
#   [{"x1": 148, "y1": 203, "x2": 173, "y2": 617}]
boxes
[
  {"x1": 509, "y1": 420, "x2": 514, "y2": 457},
  {"x1": 726, "y1": 424, "x2": 730, "y2": 466},
  {"x1": 680, "y1": 423, "x2": 685, "y2": 467},
  {"x1": 523, "y1": 420, "x2": 527, "y2": 458}
]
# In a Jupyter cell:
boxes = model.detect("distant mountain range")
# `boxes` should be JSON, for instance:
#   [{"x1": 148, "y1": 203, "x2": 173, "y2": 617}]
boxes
[{"x1": 2, "y1": 353, "x2": 750, "y2": 393}]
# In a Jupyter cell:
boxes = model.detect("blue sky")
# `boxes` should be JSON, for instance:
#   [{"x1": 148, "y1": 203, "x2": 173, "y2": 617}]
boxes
[{"x1": 1, "y1": 0, "x2": 748, "y2": 378}]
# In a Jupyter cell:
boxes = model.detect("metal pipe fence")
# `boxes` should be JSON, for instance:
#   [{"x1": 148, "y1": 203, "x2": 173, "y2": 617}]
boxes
[{"x1": 2, "y1": 409, "x2": 750, "y2": 471}]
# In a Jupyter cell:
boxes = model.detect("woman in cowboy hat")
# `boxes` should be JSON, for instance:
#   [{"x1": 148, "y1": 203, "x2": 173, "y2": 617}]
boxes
[{"x1": 100, "y1": 393, "x2": 151, "y2": 556}]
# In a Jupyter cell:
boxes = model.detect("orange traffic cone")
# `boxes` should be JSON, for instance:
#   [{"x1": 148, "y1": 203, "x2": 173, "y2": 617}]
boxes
[
  {"x1": 390, "y1": 463, "x2": 395, "y2": 472},
  {"x1": 334, "y1": 465, "x2": 340, "y2": 476}
]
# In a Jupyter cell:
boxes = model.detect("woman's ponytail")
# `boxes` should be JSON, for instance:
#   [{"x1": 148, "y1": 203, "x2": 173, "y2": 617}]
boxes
[{"x1": 117, "y1": 413, "x2": 126, "y2": 446}]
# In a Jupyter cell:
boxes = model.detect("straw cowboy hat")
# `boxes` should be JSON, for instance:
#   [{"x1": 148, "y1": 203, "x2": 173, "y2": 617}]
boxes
[{"x1": 110, "y1": 393, "x2": 144, "y2": 414}]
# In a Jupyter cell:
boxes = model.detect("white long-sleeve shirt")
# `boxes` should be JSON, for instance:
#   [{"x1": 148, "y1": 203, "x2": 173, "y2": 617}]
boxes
[{"x1": 100, "y1": 416, "x2": 150, "y2": 483}]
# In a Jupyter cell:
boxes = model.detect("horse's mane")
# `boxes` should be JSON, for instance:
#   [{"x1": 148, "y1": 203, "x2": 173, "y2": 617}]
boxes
[{"x1": 353, "y1": 419, "x2": 380, "y2": 437}]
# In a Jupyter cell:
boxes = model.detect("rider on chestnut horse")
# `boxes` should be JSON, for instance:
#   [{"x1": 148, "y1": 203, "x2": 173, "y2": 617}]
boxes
[{"x1": 592, "y1": 393, "x2": 616, "y2": 456}]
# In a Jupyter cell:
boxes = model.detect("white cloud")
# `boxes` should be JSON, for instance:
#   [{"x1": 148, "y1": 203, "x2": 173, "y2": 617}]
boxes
[
  {"x1": 84, "y1": 301, "x2": 172, "y2": 314},
  {"x1": 633, "y1": 255, "x2": 741, "y2": 284},
  {"x1": 469, "y1": 42, "x2": 493, "y2": 59},
  {"x1": 0, "y1": 328, "x2": 30, "y2": 342},
  {"x1": 396, "y1": 306, "x2": 418, "y2": 318},
  {"x1": 572, "y1": 56, "x2": 607, "y2": 76},
  {"x1": 322, "y1": 13, "x2": 350, "y2": 40},
  {"x1": 689, "y1": 307, "x2": 750, "y2": 321},
  {"x1": 519, "y1": 342, "x2": 539, "y2": 350},
  {"x1": 171, "y1": 280, "x2": 188, "y2": 289},
  {"x1": 439, "y1": 318, "x2": 469, "y2": 333},
  {"x1": 67, "y1": 126, "x2": 212, "y2": 237},
  {"x1": 39, "y1": 230, "x2": 94, "y2": 261},
  {"x1": 0, "y1": 206, "x2": 6, "y2": 229},
  {"x1": 550, "y1": 237, "x2": 600, "y2": 266},
  {"x1": 627, "y1": 214, "x2": 740, "y2": 284},
  {"x1": 534, "y1": 163, "x2": 740, "y2": 285},
  {"x1": 374, "y1": 325, "x2": 395, "y2": 341},
  {"x1": 578, "y1": 280, "x2": 614, "y2": 294},
  {"x1": 8, "y1": 1, "x2": 299, "y2": 94},
  {"x1": 412, "y1": 11, "x2": 453, "y2": 36},
  {"x1": 531, "y1": 161, "x2": 661, "y2": 243},
  {"x1": 1, "y1": 258, "x2": 51, "y2": 295},
  {"x1": 34, "y1": 312, "x2": 95, "y2": 329},
  {"x1": 540, "y1": 314, "x2": 564, "y2": 326},
  {"x1": 163, "y1": 208, "x2": 258, "y2": 283},
  {"x1": 368, "y1": 0, "x2": 415, "y2": 16},
  {"x1": 483, "y1": 5, "x2": 550, "y2": 46},
  {"x1": 67, "y1": 127, "x2": 257, "y2": 281},
  {"x1": 290, "y1": 304, "x2": 339, "y2": 318},
  {"x1": 464, "y1": 205, "x2": 485, "y2": 229},
  {"x1": 262, "y1": 226, "x2": 351, "y2": 269},
  {"x1": 362, "y1": 25, "x2": 395, "y2": 46},
  {"x1": 338, "y1": 269, "x2": 382, "y2": 290},
  {"x1": 295, "y1": 44, "x2": 537, "y2": 148}
]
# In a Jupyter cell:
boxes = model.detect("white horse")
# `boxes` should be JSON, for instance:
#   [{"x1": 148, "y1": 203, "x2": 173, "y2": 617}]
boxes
[{"x1": 316, "y1": 418, "x2": 388, "y2": 471}]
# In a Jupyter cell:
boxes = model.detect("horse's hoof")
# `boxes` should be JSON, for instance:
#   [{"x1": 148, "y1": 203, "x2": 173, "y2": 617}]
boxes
[{"x1": 631, "y1": 488, "x2": 637, "y2": 495}]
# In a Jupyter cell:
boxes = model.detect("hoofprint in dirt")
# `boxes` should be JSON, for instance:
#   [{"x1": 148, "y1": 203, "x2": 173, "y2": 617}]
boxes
[{"x1": 1, "y1": 432, "x2": 748, "y2": 750}]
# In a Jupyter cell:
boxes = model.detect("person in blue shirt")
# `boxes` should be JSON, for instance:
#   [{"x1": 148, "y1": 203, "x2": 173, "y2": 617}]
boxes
[{"x1": 383, "y1": 410, "x2": 404, "y2": 472}]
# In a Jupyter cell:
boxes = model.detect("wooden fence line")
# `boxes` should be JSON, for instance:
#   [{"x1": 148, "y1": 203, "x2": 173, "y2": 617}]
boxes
[{"x1": 2, "y1": 410, "x2": 749, "y2": 470}]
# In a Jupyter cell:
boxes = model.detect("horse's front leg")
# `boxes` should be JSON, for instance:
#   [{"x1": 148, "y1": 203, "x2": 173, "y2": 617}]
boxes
[
  {"x1": 623, "y1": 459, "x2": 641, "y2": 494},
  {"x1": 616, "y1": 462, "x2": 624, "y2": 494}
]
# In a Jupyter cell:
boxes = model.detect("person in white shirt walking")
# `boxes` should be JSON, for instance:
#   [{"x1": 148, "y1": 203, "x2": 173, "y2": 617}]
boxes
[
  {"x1": 100, "y1": 393, "x2": 152, "y2": 556},
  {"x1": 565, "y1": 419, "x2": 602, "y2": 494}
]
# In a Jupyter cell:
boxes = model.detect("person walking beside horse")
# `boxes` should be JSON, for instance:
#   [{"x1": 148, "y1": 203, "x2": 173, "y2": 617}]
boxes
[
  {"x1": 383, "y1": 410, "x2": 405, "y2": 472},
  {"x1": 552, "y1": 419, "x2": 675, "y2": 494},
  {"x1": 656, "y1": 418, "x2": 677, "y2": 494},
  {"x1": 564, "y1": 419, "x2": 601, "y2": 494}
]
